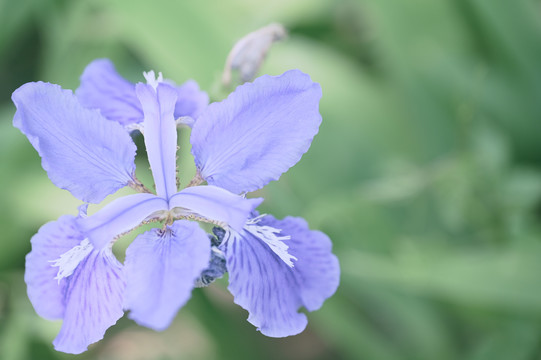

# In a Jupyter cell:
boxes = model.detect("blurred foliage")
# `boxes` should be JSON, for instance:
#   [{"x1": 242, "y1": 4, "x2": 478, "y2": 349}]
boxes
[{"x1": 2, "y1": 0, "x2": 541, "y2": 359}]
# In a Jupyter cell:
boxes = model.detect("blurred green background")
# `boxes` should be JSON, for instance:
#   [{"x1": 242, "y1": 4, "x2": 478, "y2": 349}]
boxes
[{"x1": 2, "y1": 0, "x2": 541, "y2": 359}]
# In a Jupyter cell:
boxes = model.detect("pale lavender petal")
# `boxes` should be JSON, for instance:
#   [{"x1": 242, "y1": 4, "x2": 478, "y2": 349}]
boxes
[
  {"x1": 168, "y1": 185, "x2": 262, "y2": 231},
  {"x1": 191, "y1": 70, "x2": 322, "y2": 194},
  {"x1": 124, "y1": 220, "x2": 210, "y2": 330},
  {"x1": 25, "y1": 214, "x2": 127, "y2": 354},
  {"x1": 53, "y1": 248, "x2": 125, "y2": 354},
  {"x1": 24, "y1": 215, "x2": 83, "y2": 320},
  {"x1": 78, "y1": 193, "x2": 168, "y2": 250},
  {"x1": 76, "y1": 59, "x2": 144, "y2": 125},
  {"x1": 135, "y1": 83, "x2": 178, "y2": 199},
  {"x1": 224, "y1": 215, "x2": 339, "y2": 337},
  {"x1": 77, "y1": 59, "x2": 209, "y2": 126},
  {"x1": 262, "y1": 215, "x2": 340, "y2": 311},
  {"x1": 173, "y1": 80, "x2": 209, "y2": 120},
  {"x1": 12, "y1": 82, "x2": 136, "y2": 203}
]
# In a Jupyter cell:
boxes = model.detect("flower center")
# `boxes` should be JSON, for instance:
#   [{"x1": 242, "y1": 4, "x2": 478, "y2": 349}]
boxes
[{"x1": 148, "y1": 208, "x2": 228, "y2": 228}]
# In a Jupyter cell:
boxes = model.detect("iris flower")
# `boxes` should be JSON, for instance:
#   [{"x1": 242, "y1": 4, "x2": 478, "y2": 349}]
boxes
[{"x1": 12, "y1": 59, "x2": 339, "y2": 354}]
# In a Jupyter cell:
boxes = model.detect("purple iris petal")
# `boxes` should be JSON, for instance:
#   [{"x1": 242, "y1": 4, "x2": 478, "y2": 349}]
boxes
[
  {"x1": 77, "y1": 59, "x2": 208, "y2": 125},
  {"x1": 25, "y1": 215, "x2": 126, "y2": 354},
  {"x1": 168, "y1": 185, "x2": 263, "y2": 231},
  {"x1": 25, "y1": 216, "x2": 83, "y2": 320},
  {"x1": 223, "y1": 214, "x2": 339, "y2": 337},
  {"x1": 124, "y1": 220, "x2": 210, "y2": 330},
  {"x1": 191, "y1": 70, "x2": 322, "y2": 194},
  {"x1": 78, "y1": 193, "x2": 168, "y2": 250},
  {"x1": 76, "y1": 59, "x2": 144, "y2": 126},
  {"x1": 53, "y1": 248, "x2": 125, "y2": 354},
  {"x1": 12, "y1": 82, "x2": 137, "y2": 204},
  {"x1": 173, "y1": 80, "x2": 209, "y2": 120},
  {"x1": 136, "y1": 82, "x2": 178, "y2": 199}
]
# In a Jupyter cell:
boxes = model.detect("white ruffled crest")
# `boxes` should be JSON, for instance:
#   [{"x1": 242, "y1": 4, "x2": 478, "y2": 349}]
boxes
[
  {"x1": 243, "y1": 214, "x2": 297, "y2": 268},
  {"x1": 50, "y1": 239, "x2": 94, "y2": 282}
]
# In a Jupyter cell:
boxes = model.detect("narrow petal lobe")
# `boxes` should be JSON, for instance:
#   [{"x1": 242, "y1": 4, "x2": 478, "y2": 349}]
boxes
[
  {"x1": 168, "y1": 185, "x2": 262, "y2": 231},
  {"x1": 78, "y1": 193, "x2": 168, "y2": 250},
  {"x1": 136, "y1": 82, "x2": 178, "y2": 199},
  {"x1": 191, "y1": 70, "x2": 322, "y2": 194},
  {"x1": 124, "y1": 220, "x2": 210, "y2": 330},
  {"x1": 224, "y1": 215, "x2": 339, "y2": 337},
  {"x1": 12, "y1": 82, "x2": 137, "y2": 203}
]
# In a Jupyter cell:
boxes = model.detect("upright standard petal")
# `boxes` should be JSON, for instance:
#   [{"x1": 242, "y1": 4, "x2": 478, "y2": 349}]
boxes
[
  {"x1": 76, "y1": 59, "x2": 144, "y2": 126},
  {"x1": 124, "y1": 220, "x2": 210, "y2": 330},
  {"x1": 25, "y1": 215, "x2": 83, "y2": 320},
  {"x1": 168, "y1": 185, "x2": 262, "y2": 231},
  {"x1": 78, "y1": 193, "x2": 168, "y2": 250},
  {"x1": 191, "y1": 70, "x2": 322, "y2": 194},
  {"x1": 224, "y1": 215, "x2": 339, "y2": 337},
  {"x1": 12, "y1": 82, "x2": 137, "y2": 203},
  {"x1": 136, "y1": 82, "x2": 178, "y2": 200},
  {"x1": 173, "y1": 80, "x2": 209, "y2": 120},
  {"x1": 77, "y1": 59, "x2": 208, "y2": 126},
  {"x1": 53, "y1": 248, "x2": 125, "y2": 354}
]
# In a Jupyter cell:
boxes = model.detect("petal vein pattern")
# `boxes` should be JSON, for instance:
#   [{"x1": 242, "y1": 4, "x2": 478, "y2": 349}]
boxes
[
  {"x1": 12, "y1": 82, "x2": 137, "y2": 203},
  {"x1": 25, "y1": 215, "x2": 126, "y2": 354},
  {"x1": 191, "y1": 70, "x2": 322, "y2": 194},
  {"x1": 224, "y1": 215, "x2": 340, "y2": 337},
  {"x1": 53, "y1": 248, "x2": 125, "y2": 354}
]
